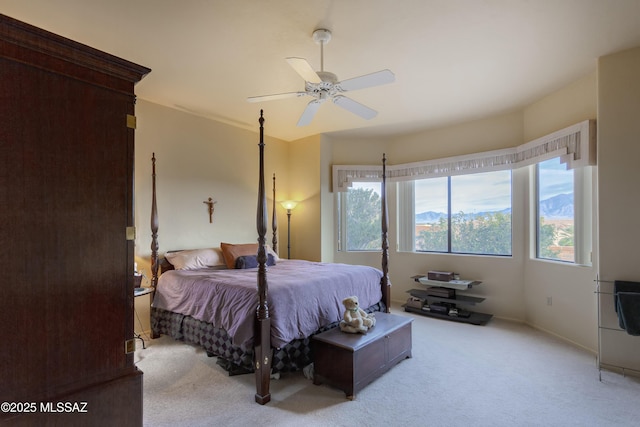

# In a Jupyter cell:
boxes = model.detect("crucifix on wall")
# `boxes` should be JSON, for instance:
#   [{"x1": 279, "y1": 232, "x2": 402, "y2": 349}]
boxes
[{"x1": 203, "y1": 197, "x2": 217, "y2": 223}]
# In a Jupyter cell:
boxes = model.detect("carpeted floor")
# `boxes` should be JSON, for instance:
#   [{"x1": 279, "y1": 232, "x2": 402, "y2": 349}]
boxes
[{"x1": 135, "y1": 306, "x2": 640, "y2": 427}]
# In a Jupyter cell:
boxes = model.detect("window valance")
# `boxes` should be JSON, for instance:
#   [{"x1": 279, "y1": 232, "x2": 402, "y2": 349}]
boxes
[{"x1": 333, "y1": 120, "x2": 595, "y2": 192}]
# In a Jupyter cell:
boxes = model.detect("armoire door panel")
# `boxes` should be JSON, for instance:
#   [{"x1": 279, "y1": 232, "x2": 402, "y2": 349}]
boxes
[{"x1": 1, "y1": 14, "x2": 149, "y2": 424}]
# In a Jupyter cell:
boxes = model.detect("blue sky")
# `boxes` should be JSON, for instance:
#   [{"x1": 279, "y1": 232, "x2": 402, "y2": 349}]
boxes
[
  {"x1": 538, "y1": 157, "x2": 573, "y2": 200},
  {"x1": 415, "y1": 170, "x2": 512, "y2": 213}
]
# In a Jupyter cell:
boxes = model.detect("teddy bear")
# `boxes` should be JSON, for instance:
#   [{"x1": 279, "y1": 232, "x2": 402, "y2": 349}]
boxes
[{"x1": 339, "y1": 295, "x2": 376, "y2": 334}]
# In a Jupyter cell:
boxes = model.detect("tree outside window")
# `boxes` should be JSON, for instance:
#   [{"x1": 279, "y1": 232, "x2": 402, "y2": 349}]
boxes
[{"x1": 345, "y1": 183, "x2": 382, "y2": 251}]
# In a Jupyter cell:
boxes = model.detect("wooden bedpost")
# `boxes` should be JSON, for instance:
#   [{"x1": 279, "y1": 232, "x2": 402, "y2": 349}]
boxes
[
  {"x1": 150, "y1": 153, "x2": 160, "y2": 338},
  {"x1": 254, "y1": 110, "x2": 272, "y2": 404},
  {"x1": 272, "y1": 173, "x2": 278, "y2": 254},
  {"x1": 381, "y1": 154, "x2": 391, "y2": 313},
  {"x1": 150, "y1": 153, "x2": 159, "y2": 288}
]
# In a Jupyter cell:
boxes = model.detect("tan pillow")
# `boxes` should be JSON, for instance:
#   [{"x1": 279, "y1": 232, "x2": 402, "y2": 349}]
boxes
[
  {"x1": 220, "y1": 243, "x2": 259, "y2": 269},
  {"x1": 165, "y1": 248, "x2": 225, "y2": 270}
]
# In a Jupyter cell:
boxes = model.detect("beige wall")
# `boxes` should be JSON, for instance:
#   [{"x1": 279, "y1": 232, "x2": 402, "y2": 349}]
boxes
[
  {"x1": 319, "y1": 136, "x2": 336, "y2": 262},
  {"x1": 523, "y1": 72, "x2": 597, "y2": 141},
  {"x1": 287, "y1": 135, "x2": 322, "y2": 261},
  {"x1": 133, "y1": 100, "x2": 289, "y2": 273},
  {"x1": 597, "y1": 46, "x2": 640, "y2": 371},
  {"x1": 387, "y1": 111, "x2": 524, "y2": 163},
  {"x1": 521, "y1": 71, "x2": 598, "y2": 351}
]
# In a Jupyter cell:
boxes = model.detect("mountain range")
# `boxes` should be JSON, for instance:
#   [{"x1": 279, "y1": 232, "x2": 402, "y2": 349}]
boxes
[{"x1": 416, "y1": 193, "x2": 574, "y2": 223}]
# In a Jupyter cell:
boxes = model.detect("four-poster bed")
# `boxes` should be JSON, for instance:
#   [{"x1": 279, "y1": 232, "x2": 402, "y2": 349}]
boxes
[{"x1": 148, "y1": 110, "x2": 391, "y2": 404}]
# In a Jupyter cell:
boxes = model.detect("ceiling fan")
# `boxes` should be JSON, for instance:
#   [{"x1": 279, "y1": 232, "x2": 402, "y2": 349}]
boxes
[{"x1": 247, "y1": 29, "x2": 395, "y2": 126}]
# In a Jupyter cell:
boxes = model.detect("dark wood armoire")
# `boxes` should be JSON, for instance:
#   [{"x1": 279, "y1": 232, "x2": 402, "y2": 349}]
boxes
[{"x1": 0, "y1": 15, "x2": 150, "y2": 426}]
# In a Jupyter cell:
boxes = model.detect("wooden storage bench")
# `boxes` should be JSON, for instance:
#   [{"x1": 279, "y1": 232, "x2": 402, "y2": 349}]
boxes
[{"x1": 312, "y1": 312, "x2": 412, "y2": 400}]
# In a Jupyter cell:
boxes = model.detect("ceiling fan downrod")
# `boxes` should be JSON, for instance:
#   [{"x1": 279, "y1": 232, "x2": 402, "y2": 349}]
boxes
[{"x1": 312, "y1": 29, "x2": 332, "y2": 72}]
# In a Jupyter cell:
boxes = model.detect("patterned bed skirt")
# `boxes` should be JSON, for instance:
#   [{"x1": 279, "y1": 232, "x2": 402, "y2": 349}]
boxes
[{"x1": 151, "y1": 302, "x2": 385, "y2": 374}]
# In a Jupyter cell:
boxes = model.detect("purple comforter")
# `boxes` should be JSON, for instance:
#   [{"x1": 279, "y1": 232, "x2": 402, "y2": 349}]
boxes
[{"x1": 152, "y1": 259, "x2": 383, "y2": 348}]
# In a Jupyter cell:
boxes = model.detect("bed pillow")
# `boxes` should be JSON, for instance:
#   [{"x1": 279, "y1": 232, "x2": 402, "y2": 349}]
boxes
[
  {"x1": 165, "y1": 248, "x2": 225, "y2": 270},
  {"x1": 266, "y1": 245, "x2": 280, "y2": 262},
  {"x1": 220, "y1": 243, "x2": 259, "y2": 269},
  {"x1": 234, "y1": 254, "x2": 276, "y2": 269}
]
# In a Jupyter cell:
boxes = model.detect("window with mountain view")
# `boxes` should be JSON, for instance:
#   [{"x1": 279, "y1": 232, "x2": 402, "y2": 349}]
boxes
[
  {"x1": 414, "y1": 170, "x2": 512, "y2": 255},
  {"x1": 536, "y1": 157, "x2": 574, "y2": 262},
  {"x1": 337, "y1": 123, "x2": 593, "y2": 260},
  {"x1": 338, "y1": 154, "x2": 587, "y2": 259}
]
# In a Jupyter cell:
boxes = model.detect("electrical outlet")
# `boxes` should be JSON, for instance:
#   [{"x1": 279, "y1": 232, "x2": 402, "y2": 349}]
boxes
[
  {"x1": 546, "y1": 296, "x2": 552, "y2": 306},
  {"x1": 125, "y1": 339, "x2": 135, "y2": 354}
]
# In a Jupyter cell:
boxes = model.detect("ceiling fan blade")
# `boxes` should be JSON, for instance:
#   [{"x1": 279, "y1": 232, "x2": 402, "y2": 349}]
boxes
[
  {"x1": 332, "y1": 95, "x2": 378, "y2": 120},
  {"x1": 297, "y1": 100, "x2": 322, "y2": 126},
  {"x1": 337, "y1": 69, "x2": 395, "y2": 92},
  {"x1": 286, "y1": 57, "x2": 322, "y2": 83},
  {"x1": 247, "y1": 92, "x2": 306, "y2": 103}
]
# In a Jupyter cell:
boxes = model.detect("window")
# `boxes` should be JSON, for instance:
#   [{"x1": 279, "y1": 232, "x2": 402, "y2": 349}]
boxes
[
  {"x1": 534, "y1": 157, "x2": 592, "y2": 265},
  {"x1": 338, "y1": 182, "x2": 382, "y2": 251},
  {"x1": 333, "y1": 121, "x2": 594, "y2": 258},
  {"x1": 535, "y1": 158, "x2": 575, "y2": 262},
  {"x1": 414, "y1": 177, "x2": 448, "y2": 252},
  {"x1": 412, "y1": 170, "x2": 512, "y2": 256}
]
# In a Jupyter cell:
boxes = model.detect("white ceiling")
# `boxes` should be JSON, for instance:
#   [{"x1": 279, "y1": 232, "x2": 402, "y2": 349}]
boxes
[{"x1": 4, "y1": 0, "x2": 640, "y2": 141}]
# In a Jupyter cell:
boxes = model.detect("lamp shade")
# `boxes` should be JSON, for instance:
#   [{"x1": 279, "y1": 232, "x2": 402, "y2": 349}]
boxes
[{"x1": 280, "y1": 200, "x2": 298, "y2": 210}]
